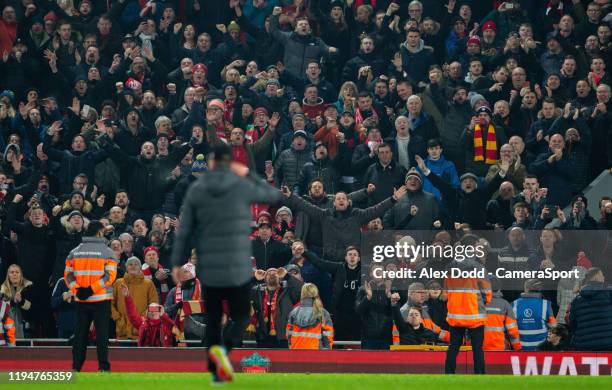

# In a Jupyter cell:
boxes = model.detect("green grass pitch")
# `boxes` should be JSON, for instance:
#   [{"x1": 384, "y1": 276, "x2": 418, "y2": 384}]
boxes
[{"x1": 22, "y1": 373, "x2": 612, "y2": 389}]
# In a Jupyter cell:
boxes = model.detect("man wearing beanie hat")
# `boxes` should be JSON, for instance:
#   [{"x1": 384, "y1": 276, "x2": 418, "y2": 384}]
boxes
[
  {"x1": 416, "y1": 154, "x2": 510, "y2": 229},
  {"x1": 512, "y1": 279, "x2": 556, "y2": 351},
  {"x1": 165, "y1": 262, "x2": 205, "y2": 341},
  {"x1": 65, "y1": 220, "x2": 117, "y2": 371},
  {"x1": 111, "y1": 256, "x2": 158, "y2": 340},
  {"x1": 294, "y1": 138, "x2": 343, "y2": 196},
  {"x1": 481, "y1": 21, "x2": 500, "y2": 57},
  {"x1": 174, "y1": 154, "x2": 207, "y2": 210},
  {"x1": 383, "y1": 167, "x2": 439, "y2": 230},
  {"x1": 462, "y1": 105, "x2": 508, "y2": 177},
  {"x1": 275, "y1": 128, "x2": 311, "y2": 190},
  {"x1": 171, "y1": 139, "x2": 282, "y2": 383}
]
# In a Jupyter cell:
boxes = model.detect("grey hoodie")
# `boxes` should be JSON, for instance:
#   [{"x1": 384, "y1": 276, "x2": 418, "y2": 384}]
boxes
[{"x1": 171, "y1": 168, "x2": 281, "y2": 287}]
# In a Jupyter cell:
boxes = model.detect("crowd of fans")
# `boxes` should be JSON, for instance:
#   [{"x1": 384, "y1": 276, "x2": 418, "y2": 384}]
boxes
[{"x1": 0, "y1": 0, "x2": 611, "y2": 351}]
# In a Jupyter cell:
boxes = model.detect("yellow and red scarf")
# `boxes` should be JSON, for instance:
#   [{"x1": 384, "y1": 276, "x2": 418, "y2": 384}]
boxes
[
  {"x1": 263, "y1": 288, "x2": 280, "y2": 336},
  {"x1": 473, "y1": 123, "x2": 497, "y2": 164}
]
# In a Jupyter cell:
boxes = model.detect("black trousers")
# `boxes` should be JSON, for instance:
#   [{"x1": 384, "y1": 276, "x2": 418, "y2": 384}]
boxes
[
  {"x1": 444, "y1": 325, "x2": 485, "y2": 374},
  {"x1": 202, "y1": 282, "x2": 252, "y2": 372},
  {"x1": 72, "y1": 300, "x2": 111, "y2": 372}
]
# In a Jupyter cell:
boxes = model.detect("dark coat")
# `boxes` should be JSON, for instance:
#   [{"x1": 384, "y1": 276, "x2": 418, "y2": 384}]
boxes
[
  {"x1": 251, "y1": 237, "x2": 292, "y2": 270},
  {"x1": 362, "y1": 161, "x2": 407, "y2": 206},
  {"x1": 250, "y1": 275, "x2": 303, "y2": 341},
  {"x1": 569, "y1": 283, "x2": 612, "y2": 350},
  {"x1": 392, "y1": 305, "x2": 438, "y2": 345},
  {"x1": 104, "y1": 141, "x2": 190, "y2": 212},
  {"x1": 426, "y1": 169, "x2": 504, "y2": 229},
  {"x1": 286, "y1": 194, "x2": 396, "y2": 261},
  {"x1": 303, "y1": 251, "x2": 360, "y2": 313},
  {"x1": 355, "y1": 286, "x2": 393, "y2": 343},
  {"x1": 270, "y1": 14, "x2": 330, "y2": 77},
  {"x1": 171, "y1": 169, "x2": 282, "y2": 287},
  {"x1": 42, "y1": 138, "x2": 108, "y2": 196},
  {"x1": 529, "y1": 150, "x2": 574, "y2": 208}
]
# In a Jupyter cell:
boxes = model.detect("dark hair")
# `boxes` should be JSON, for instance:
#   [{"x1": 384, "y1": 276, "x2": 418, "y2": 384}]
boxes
[
  {"x1": 524, "y1": 174, "x2": 538, "y2": 181},
  {"x1": 211, "y1": 142, "x2": 232, "y2": 162},
  {"x1": 309, "y1": 178, "x2": 325, "y2": 190},
  {"x1": 427, "y1": 138, "x2": 442, "y2": 148},
  {"x1": 346, "y1": 245, "x2": 360, "y2": 255},
  {"x1": 406, "y1": 27, "x2": 420, "y2": 34},
  {"x1": 513, "y1": 201, "x2": 528, "y2": 211},
  {"x1": 542, "y1": 97, "x2": 556, "y2": 105},
  {"x1": 377, "y1": 142, "x2": 391, "y2": 151},
  {"x1": 85, "y1": 220, "x2": 104, "y2": 237},
  {"x1": 358, "y1": 91, "x2": 372, "y2": 99}
]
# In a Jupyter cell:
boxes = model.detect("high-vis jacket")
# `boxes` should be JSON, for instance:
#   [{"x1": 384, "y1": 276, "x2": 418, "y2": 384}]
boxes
[
  {"x1": 484, "y1": 292, "x2": 521, "y2": 350},
  {"x1": 64, "y1": 237, "x2": 117, "y2": 303},
  {"x1": 286, "y1": 298, "x2": 333, "y2": 349},
  {"x1": 445, "y1": 258, "x2": 492, "y2": 328},
  {"x1": 512, "y1": 292, "x2": 556, "y2": 351},
  {"x1": 0, "y1": 300, "x2": 15, "y2": 346},
  {"x1": 399, "y1": 301, "x2": 450, "y2": 343}
]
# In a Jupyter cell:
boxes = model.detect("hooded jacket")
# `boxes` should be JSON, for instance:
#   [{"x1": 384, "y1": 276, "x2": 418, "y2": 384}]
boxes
[
  {"x1": 171, "y1": 168, "x2": 281, "y2": 287},
  {"x1": 112, "y1": 272, "x2": 159, "y2": 339},
  {"x1": 286, "y1": 297, "x2": 333, "y2": 349},
  {"x1": 569, "y1": 283, "x2": 612, "y2": 350}
]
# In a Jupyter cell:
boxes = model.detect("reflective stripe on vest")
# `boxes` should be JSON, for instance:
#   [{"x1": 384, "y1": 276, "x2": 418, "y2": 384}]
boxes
[
  {"x1": 73, "y1": 270, "x2": 105, "y2": 276},
  {"x1": 485, "y1": 326, "x2": 505, "y2": 332},
  {"x1": 291, "y1": 331, "x2": 322, "y2": 339},
  {"x1": 447, "y1": 313, "x2": 487, "y2": 320}
]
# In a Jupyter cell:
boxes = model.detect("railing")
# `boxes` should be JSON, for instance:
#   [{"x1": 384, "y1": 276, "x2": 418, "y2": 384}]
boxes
[{"x1": 14, "y1": 338, "x2": 363, "y2": 348}]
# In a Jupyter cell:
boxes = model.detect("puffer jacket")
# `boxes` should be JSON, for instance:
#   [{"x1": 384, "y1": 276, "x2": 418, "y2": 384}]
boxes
[
  {"x1": 569, "y1": 283, "x2": 612, "y2": 350},
  {"x1": 383, "y1": 189, "x2": 439, "y2": 230},
  {"x1": 275, "y1": 147, "x2": 311, "y2": 190},
  {"x1": 286, "y1": 297, "x2": 333, "y2": 349},
  {"x1": 111, "y1": 272, "x2": 159, "y2": 339},
  {"x1": 171, "y1": 169, "x2": 282, "y2": 288},
  {"x1": 270, "y1": 15, "x2": 330, "y2": 77},
  {"x1": 294, "y1": 155, "x2": 342, "y2": 196}
]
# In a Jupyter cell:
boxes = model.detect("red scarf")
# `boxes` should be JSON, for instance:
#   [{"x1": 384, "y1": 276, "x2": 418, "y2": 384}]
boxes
[
  {"x1": 354, "y1": 108, "x2": 378, "y2": 126},
  {"x1": 224, "y1": 100, "x2": 234, "y2": 123},
  {"x1": 142, "y1": 263, "x2": 169, "y2": 302},
  {"x1": 263, "y1": 288, "x2": 280, "y2": 336},
  {"x1": 473, "y1": 123, "x2": 497, "y2": 164},
  {"x1": 232, "y1": 145, "x2": 249, "y2": 166},
  {"x1": 173, "y1": 278, "x2": 202, "y2": 333}
]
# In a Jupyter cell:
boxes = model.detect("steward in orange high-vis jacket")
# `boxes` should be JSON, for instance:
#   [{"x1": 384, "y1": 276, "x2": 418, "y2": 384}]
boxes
[
  {"x1": 286, "y1": 283, "x2": 333, "y2": 349},
  {"x1": 484, "y1": 285, "x2": 521, "y2": 351},
  {"x1": 64, "y1": 221, "x2": 117, "y2": 372},
  {"x1": 444, "y1": 235, "x2": 492, "y2": 374}
]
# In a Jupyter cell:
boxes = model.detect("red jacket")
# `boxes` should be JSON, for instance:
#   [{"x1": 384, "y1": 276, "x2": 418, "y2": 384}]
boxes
[{"x1": 125, "y1": 296, "x2": 175, "y2": 347}]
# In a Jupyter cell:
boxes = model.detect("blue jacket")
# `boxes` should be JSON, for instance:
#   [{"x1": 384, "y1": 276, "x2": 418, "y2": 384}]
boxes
[
  {"x1": 569, "y1": 283, "x2": 612, "y2": 350},
  {"x1": 418, "y1": 156, "x2": 459, "y2": 201},
  {"x1": 512, "y1": 293, "x2": 555, "y2": 351}
]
